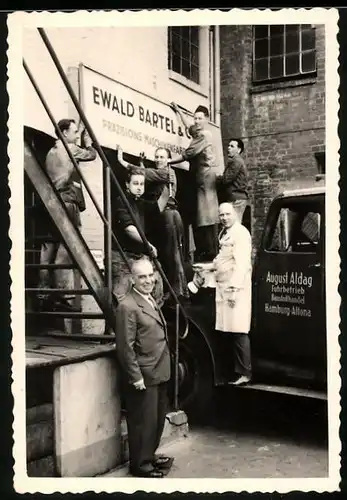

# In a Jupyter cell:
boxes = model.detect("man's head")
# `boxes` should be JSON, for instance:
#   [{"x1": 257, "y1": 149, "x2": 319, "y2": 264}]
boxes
[
  {"x1": 131, "y1": 257, "x2": 155, "y2": 295},
  {"x1": 154, "y1": 147, "x2": 171, "y2": 169},
  {"x1": 219, "y1": 202, "x2": 238, "y2": 228},
  {"x1": 193, "y1": 105, "x2": 209, "y2": 131},
  {"x1": 56, "y1": 119, "x2": 79, "y2": 145},
  {"x1": 227, "y1": 138, "x2": 244, "y2": 159},
  {"x1": 126, "y1": 167, "x2": 145, "y2": 198}
]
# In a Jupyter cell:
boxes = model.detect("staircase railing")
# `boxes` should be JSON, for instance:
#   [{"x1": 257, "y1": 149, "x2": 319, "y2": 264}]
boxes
[
  {"x1": 36, "y1": 28, "x2": 189, "y2": 336},
  {"x1": 25, "y1": 27, "x2": 190, "y2": 410}
]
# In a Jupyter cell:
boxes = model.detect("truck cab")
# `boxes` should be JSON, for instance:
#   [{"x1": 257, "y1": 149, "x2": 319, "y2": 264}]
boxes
[
  {"x1": 172, "y1": 176, "x2": 327, "y2": 415},
  {"x1": 251, "y1": 178, "x2": 326, "y2": 394}
]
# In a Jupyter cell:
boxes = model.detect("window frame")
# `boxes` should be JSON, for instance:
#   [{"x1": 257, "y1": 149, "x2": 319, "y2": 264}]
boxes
[
  {"x1": 263, "y1": 197, "x2": 324, "y2": 255},
  {"x1": 252, "y1": 24, "x2": 317, "y2": 84},
  {"x1": 168, "y1": 26, "x2": 200, "y2": 85}
]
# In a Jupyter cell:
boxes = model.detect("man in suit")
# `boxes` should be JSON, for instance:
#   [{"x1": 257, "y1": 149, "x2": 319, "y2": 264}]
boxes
[{"x1": 114, "y1": 257, "x2": 174, "y2": 478}]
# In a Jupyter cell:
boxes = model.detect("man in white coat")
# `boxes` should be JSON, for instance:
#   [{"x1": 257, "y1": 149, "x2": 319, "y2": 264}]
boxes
[{"x1": 188, "y1": 201, "x2": 252, "y2": 385}]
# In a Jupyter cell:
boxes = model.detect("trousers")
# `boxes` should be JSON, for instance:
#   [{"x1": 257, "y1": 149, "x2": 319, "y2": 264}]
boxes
[
  {"x1": 38, "y1": 242, "x2": 74, "y2": 299},
  {"x1": 193, "y1": 224, "x2": 219, "y2": 261},
  {"x1": 157, "y1": 207, "x2": 189, "y2": 298},
  {"x1": 218, "y1": 331, "x2": 252, "y2": 377},
  {"x1": 233, "y1": 333, "x2": 252, "y2": 377},
  {"x1": 124, "y1": 382, "x2": 168, "y2": 473},
  {"x1": 37, "y1": 201, "x2": 80, "y2": 300}
]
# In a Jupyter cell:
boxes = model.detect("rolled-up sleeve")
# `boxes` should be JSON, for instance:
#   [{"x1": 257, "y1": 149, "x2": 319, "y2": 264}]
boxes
[
  {"x1": 70, "y1": 144, "x2": 97, "y2": 162},
  {"x1": 182, "y1": 134, "x2": 209, "y2": 160},
  {"x1": 145, "y1": 168, "x2": 169, "y2": 184}
]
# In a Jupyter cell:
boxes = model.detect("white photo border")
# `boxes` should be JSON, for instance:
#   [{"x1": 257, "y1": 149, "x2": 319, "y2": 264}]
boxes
[{"x1": 8, "y1": 7, "x2": 341, "y2": 494}]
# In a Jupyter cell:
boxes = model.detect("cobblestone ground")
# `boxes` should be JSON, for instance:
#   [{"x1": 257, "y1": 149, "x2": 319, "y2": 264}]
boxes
[
  {"x1": 167, "y1": 389, "x2": 328, "y2": 478},
  {"x1": 110, "y1": 387, "x2": 328, "y2": 479},
  {"x1": 162, "y1": 388, "x2": 328, "y2": 478}
]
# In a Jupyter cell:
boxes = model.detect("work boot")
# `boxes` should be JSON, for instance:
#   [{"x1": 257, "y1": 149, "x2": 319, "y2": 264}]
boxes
[{"x1": 52, "y1": 296, "x2": 81, "y2": 313}]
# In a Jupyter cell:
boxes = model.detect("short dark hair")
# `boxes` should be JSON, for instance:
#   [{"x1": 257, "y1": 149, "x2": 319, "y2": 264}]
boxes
[
  {"x1": 55, "y1": 118, "x2": 76, "y2": 137},
  {"x1": 229, "y1": 138, "x2": 245, "y2": 154},
  {"x1": 155, "y1": 147, "x2": 172, "y2": 159},
  {"x1": 194, "y1": 105, "x2": 209, "y2": 118},
  {"x1": 126, "y1": 166, "x2": 145, "y2": 183}
]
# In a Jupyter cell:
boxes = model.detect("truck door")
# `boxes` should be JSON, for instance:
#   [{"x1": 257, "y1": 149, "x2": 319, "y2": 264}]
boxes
[{"x1": 252, "y1": 194, "x2": 326, "y2": 386}]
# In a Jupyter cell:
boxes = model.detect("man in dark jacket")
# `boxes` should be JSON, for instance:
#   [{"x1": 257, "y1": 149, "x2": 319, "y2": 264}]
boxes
[
  {"x1": 111, "y1": 166, "x2": 165, "y2": 305},
  {"x1": 220, "y1": 138, "x2": 249, "y2": 222},
  {"x1": 115, "y1": 257, "x2": 173, "y2": 478},
  {"x1": 38, "y1": 118, "x2": 96, "y2": 312}
]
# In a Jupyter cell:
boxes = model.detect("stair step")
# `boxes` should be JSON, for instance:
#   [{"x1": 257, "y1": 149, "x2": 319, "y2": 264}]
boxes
[
  {"x1": 26, "y1": 263, "x2": 76, "y2": 269},
  {"x1": 25, "y1": 236, "x2": 58, "y2": 243},
  {"x1": 45, "y1": 331, "x2": 116, "y2": 342},
  {"x1": 26, "y1": 311, "x2": 104, "y2": 319},
  {"x1": 26, "y1": 288, "x2": 92, "y2": 295}
]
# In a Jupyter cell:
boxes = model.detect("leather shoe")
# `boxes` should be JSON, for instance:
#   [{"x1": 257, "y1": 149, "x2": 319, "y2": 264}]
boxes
[
  {"x1": 153, "y1": 456, "x2": 174, "y2": 470},
  {"x1": 230, "y1": 375, "x2": 251, "y2": 386},
  {"x1": 130, "y1": 468, "x2": 164, "y2": 478}
]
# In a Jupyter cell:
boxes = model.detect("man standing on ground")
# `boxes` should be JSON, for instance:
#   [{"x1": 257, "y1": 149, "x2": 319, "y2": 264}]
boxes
[
  {"x1": 188, "y1": 202, "x2": 252, "y2": 385},
  {"x1": 115, "y1": 257, "x2": 174, "y2": 478},
  {"x1": 219, "y1": 138, "x2": 249, "y2": 223},
  {"x1": 38, "y1": 118, "x2": 96, "y2": 312}
]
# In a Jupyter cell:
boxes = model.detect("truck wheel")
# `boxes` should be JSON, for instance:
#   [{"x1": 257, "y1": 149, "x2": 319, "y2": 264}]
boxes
[{"x1": 176, "y1": 331, "x2": 214, "y2": 419}]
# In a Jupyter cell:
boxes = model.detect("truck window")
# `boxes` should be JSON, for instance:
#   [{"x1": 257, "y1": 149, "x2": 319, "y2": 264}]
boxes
[{"x1": 266, "y1": 203, "x2": 321, "y2": 253}]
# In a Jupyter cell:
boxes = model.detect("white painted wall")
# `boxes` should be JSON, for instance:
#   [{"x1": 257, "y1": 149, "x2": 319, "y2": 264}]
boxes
[{"x1": 23, "y1": 26, "x2": 212, "y2": 135}]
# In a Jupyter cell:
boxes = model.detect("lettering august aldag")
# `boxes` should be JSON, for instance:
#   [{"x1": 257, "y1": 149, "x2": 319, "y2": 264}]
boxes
[
  {"x1": 92, "y1": 86, "x2": 188, "y2": 138},
  {"x1": 266, "y1": 271, "x2": 313, "y2": 288}
]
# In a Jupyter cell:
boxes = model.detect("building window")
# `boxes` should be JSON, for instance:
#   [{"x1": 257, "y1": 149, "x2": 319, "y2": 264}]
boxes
[
  {"x1": 253, "y1": 25, "x2": 316, "y2": 83},
  {"x1": 168, "y1": 26, "x2": 200, "y2": 84}
]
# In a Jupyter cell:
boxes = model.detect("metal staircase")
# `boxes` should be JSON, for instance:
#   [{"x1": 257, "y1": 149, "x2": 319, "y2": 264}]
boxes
[
  {"x1": 24, "y1": 139, "x2": 116, "y2": 336},
  {"x1": 24, "y1": 27, "x2": 189, "y2": 409}
]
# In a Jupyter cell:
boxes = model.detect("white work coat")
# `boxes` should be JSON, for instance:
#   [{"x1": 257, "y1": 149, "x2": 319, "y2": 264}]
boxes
[{"x1": 213, "y1": 222, "x2": 252, "y2": 333}]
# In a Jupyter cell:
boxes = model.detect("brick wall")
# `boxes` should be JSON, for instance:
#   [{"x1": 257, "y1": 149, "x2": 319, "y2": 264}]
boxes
[{"x1": 220, "y1": 24, "x2": 325, "y2": 248}]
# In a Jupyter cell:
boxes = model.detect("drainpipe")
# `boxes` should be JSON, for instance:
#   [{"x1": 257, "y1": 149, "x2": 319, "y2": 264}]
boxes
[{"x1": 214, "y1": 25, "x2": 221, "y2": 128}]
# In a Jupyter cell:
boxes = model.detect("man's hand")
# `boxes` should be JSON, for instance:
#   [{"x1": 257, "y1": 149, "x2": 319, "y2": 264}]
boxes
[
  {"x1": 117, "y1": 145, "x2": 123, "y2": 161},
  {"x1": 193, "y1": 272, "x2": 205, "y2": 289},
  {"x1": 170, "y1": 101, "x2": 179, "y2": 113},
  {"x1": 149, "y1": 243, "x2": 158, "y2": 258},
  {"x1": 139, "y1": 151, "x2": 146, "y2": 161},
  {"x1": 81, "y1": 128, "x2": 92, "y2": 148},
  {"x1": 133, "y1": 378, "x2": 146, "y2": 391},
  {"x1": 227, "y1": 288, "x2": 239, "y2": 308}
]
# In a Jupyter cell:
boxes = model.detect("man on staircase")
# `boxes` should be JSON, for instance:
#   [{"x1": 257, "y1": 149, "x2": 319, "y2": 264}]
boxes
[{"x1": 37, "y1": 118, "x2": 96, "y2": 312}]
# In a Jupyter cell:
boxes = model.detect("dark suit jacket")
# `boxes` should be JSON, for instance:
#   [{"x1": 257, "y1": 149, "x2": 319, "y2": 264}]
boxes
[{"x1": 115, "y1": 288, "x2": 171, "y2": 387}]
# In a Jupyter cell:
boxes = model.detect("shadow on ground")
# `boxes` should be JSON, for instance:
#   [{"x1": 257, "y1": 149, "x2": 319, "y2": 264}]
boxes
[{"x1": 188, "y1": 387, "x2": 328, "y2": 449}]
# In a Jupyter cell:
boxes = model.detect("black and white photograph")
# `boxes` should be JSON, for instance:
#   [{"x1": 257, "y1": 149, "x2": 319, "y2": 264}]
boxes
[{"x1": 8, "y1": 8, "x2": 340, "y2": 494}]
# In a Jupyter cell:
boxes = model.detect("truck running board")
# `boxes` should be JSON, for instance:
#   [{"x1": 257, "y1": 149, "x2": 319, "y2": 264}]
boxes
[
  {"x1": 220, "y1": 381, "x2": 327, "y2": 401},
  {"x1": 24, "y1": 140, "x2": 117, "y2": 331}
]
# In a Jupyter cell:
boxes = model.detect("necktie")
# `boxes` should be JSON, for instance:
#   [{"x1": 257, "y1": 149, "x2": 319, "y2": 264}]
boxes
[{"x1": 147, "y1": 294, "x2": 158, "y2": 310}]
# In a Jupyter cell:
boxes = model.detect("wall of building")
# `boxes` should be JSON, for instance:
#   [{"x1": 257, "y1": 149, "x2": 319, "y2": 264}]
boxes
[
  {"x1": 23, "y1": 26, "x2": 216, "y2": 330},
  {"x1": 219, "y1": 24, "x2": 325, "y2": 248}
]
